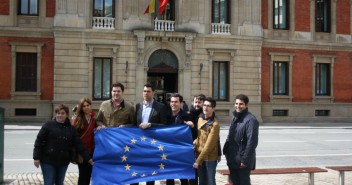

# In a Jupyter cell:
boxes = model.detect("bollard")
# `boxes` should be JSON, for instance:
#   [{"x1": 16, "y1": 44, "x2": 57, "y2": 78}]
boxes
[{"x1": 0, "y1": 107, "x2": 4, "y2": 183}]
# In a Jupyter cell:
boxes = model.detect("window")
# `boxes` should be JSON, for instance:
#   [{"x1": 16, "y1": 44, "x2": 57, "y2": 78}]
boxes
[
  {"x1": 155, "y1": 0, "x2": 175, "y2": 21},
  {"x1": 312, "y1": 55, "x2": 334, "y2": 102},
  {"x1": 93, "y1": 58, "x2": 112, "y2": 100},
  {"x1": 269, "y1": 52, "x2": 294, "y2": 101},
  {"x1": 18, "y1": 0, "x2": 39, "y2": 15},
  {"x1": 273, "y1": 0, "x2": 289, "y2": 29},
  {"x1": 273, "y1": 62, "x2": 288, "y2": 95},
  {"x1": 315, "y1": 110, "x2": 329, "y2": 116},
  {"x1": 212, "y1": 0, "x2": 230, "y2": 23},
  {"x1": 93, "y1": 0, "x2": 115, "y2": 17},
  {"x1": 16, "y1": 53, "x2": 37, "y2": 92},
  {"x1": 15, "y1": 108, "x2": 37, "y2": 116},
  {"x1": 315, "y1": 63, "x2": 330, "y2": 96},
  {"x1": 272, "y1": 109, "x2": 288, "y2": 116},
  {"x1": 213, "y1": 61, "x2": 228, "y2": 101},
  {"x1": 315, "y1": 0, "x2": 330, "y2": 32},
  {"x1": 9, "y1": 42, "x2": 43, "y2": 100}
]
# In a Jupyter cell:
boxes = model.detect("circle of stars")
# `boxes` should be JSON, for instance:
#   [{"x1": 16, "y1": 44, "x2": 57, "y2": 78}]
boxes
[{"x1": 120, "y1": 136, "x2": 168, "y2": 178}]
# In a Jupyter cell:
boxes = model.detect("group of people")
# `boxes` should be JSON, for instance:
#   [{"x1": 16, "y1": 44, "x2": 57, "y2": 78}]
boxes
[{"x1": 33, "y1": 82, "x2": 259, "y2": 185}]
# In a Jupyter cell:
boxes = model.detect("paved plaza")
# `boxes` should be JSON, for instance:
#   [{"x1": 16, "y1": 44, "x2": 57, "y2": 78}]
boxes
[
  {"x1": 3, "y1": 169, "x2": 352, "y2": 185},
  {"x1": 3, "y1": 123, "x2": 352, "y2": 185}
]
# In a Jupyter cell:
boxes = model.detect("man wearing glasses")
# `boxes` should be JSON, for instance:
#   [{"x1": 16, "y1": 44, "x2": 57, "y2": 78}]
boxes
[{"x1": 193, "y1": 97, "x2": 220, "y2": 185}]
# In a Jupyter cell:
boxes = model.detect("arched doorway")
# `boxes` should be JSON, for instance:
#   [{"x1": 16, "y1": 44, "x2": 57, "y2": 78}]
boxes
[{"x1": 147, "y1": 49, "x2": 178, "y2": 102}]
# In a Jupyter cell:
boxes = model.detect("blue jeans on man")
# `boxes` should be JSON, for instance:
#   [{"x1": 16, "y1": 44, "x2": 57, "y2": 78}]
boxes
[
  {"x1": 197, "y1": 160, "x2": 217, "y2": 185},
  {"x1": 40, "y1": 162, "x2": 69, "y2": 185}
]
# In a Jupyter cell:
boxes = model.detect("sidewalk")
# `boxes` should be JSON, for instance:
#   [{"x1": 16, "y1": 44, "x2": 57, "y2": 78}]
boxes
[{"x1": 3, "y1": 169, "x2": 352, "y2": 185}]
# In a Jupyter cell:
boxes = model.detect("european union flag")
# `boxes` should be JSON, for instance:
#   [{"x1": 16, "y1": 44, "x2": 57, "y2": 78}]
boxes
[{"x1": 91, "y1": 125, "x2": 195, "y2": 185}]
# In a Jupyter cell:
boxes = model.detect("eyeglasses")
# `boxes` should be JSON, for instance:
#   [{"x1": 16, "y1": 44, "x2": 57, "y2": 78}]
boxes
[{"x1": 203, "y1": 104, "x2": 213, "y2": 108}]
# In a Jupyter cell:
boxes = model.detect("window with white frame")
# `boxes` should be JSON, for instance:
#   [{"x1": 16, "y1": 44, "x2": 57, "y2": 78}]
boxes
[{"x1": 273, "y1": 0, "x2": 289, "y2": 29}]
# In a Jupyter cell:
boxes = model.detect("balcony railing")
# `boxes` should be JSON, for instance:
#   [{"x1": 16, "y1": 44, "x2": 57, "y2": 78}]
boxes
[
  {"x1": 154, "y1": 20, "x2": 175, "y2": 31},
  {"x1": 211, "y1": 23, "x2": 231, "y2": 35},
  {"x1": 92, "y1": 17, "x2": 115, "y2": 29}
]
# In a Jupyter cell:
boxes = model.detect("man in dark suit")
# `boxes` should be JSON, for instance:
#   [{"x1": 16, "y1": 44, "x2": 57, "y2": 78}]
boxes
[{"x1": 132, "y1": 83, "x2": 168, "y2": 185}]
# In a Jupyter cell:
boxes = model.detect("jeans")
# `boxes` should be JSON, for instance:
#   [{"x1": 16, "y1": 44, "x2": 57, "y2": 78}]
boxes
[
  {"x1": 40, "y1": 162, "x2": 68, "y2": 185},
  {"x1": 78, "y1": 161, "x2": 92, "y2": 185},
  {"x1": 229, "y1": 168, "x2": 251, "y2": 185},
  {"x1": 198, "y1": 161, "x2": 217, "y2": 185}
]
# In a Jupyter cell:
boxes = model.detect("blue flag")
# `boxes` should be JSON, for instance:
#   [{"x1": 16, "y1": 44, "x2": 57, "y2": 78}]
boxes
[{"x1": 91, "y1": 125, "x2": 195, "y2": 185}]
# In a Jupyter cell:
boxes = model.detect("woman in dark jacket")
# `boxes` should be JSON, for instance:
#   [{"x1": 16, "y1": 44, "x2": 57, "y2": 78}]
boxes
[
  {"x1": 71, "y1": 97, "x2": 97, "y2": 185},
  {"x1": 33, "y1": 104, "x2": 93, "y2": 185}
]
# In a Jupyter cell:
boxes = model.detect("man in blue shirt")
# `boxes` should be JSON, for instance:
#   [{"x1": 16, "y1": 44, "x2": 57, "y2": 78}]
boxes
[{"x1": 132, "y1": 83, "x2": 168, "y2": 185}]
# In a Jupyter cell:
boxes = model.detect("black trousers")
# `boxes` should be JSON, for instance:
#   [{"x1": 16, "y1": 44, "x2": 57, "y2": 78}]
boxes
[
  {"x1": 77, "y1": 162, "x2": 92, "y2": 185},
  {"x1": 229, "y1": 168, "x2": 251, "y2": 185},
  {"x1": 130, "y1": 181, "x2": 154, "y2": 185},
  {"x1": 166, "y1": 179, "x2": 189, "y2": 185}
]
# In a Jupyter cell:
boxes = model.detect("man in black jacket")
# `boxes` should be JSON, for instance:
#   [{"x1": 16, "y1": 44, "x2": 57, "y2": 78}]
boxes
[
  {"x1": 166, "y1": 93, "x2": 193, "y2": 185},
  {"x1": 223, "y1": 94, "x2": 259, "y2": 185},
  {"x1": 132, "y1": 83, "x2": 168, "y2": 185}
]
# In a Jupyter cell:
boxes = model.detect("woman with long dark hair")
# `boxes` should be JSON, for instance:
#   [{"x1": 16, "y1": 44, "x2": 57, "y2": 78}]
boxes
[{"x1": 71, "y1": 97, "x2": 97, "y2": 185}]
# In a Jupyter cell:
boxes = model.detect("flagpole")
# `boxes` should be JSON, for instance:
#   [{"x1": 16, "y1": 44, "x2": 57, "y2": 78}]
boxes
[{"x1": 163, "y1": 1, "x2": 168, "y2": 20}]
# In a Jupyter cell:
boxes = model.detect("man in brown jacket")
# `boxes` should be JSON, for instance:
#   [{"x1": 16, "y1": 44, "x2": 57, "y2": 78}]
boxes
[
  {"x1": 193, "y1": 97, "x2": 219, "y2": 185},
  {"x1": 96, "y1": 82, "x2": 135, "y2": 129}
]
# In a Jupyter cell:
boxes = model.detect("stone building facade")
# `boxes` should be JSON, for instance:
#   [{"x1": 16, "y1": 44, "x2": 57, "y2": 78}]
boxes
[{"x1": 0, "y1": 0, "x2": 351, "y2": 123}]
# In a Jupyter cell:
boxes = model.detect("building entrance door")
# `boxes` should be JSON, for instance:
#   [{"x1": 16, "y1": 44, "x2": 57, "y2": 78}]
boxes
[{"x1": 147, "y1": 49, "x2": 178, "y2": 103}]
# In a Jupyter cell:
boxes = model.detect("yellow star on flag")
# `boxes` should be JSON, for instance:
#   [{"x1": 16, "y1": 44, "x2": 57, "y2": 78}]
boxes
[
  {"x1": 161, "y1": 153, "x2": 167, "y2": 160},
  {"x1": 141, "y1": 174, "x2": 146, "y2": 177},
  {"x1": 141, "y1": 136, "x2": 147, "y2": 141},
  {"x1": 121, "y1": 155, "x2": 127, "y2": 162},
  {"x1": 131, "y1": 138, "x2": 137, "y2": 144},
  {"x1": 152, "y1": 171, "x2": 157, "y2": 175},
  {"x1": 125, "y1": 164, "x2": 131, "y2": 171},
  {"x1": 124, "y1": 145, "x2": 130, "y2": 152},
  {"x1": 159, "y1": 163, "x2": 165, "y2": 170},
  {"x1": 132, "y1": 172, "x2": 138, "y2": 177},
  {"x1": 158, "y1": 145, "x2": 164, "y2": 151},
  {"x1": 151, "y1": 139, "x2": 157, "y2": 144}
]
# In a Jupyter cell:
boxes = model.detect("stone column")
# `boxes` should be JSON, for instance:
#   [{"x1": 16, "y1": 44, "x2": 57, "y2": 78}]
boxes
[{"x1": 134, "y1": 31, "x2": 147, "y2": 103}]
